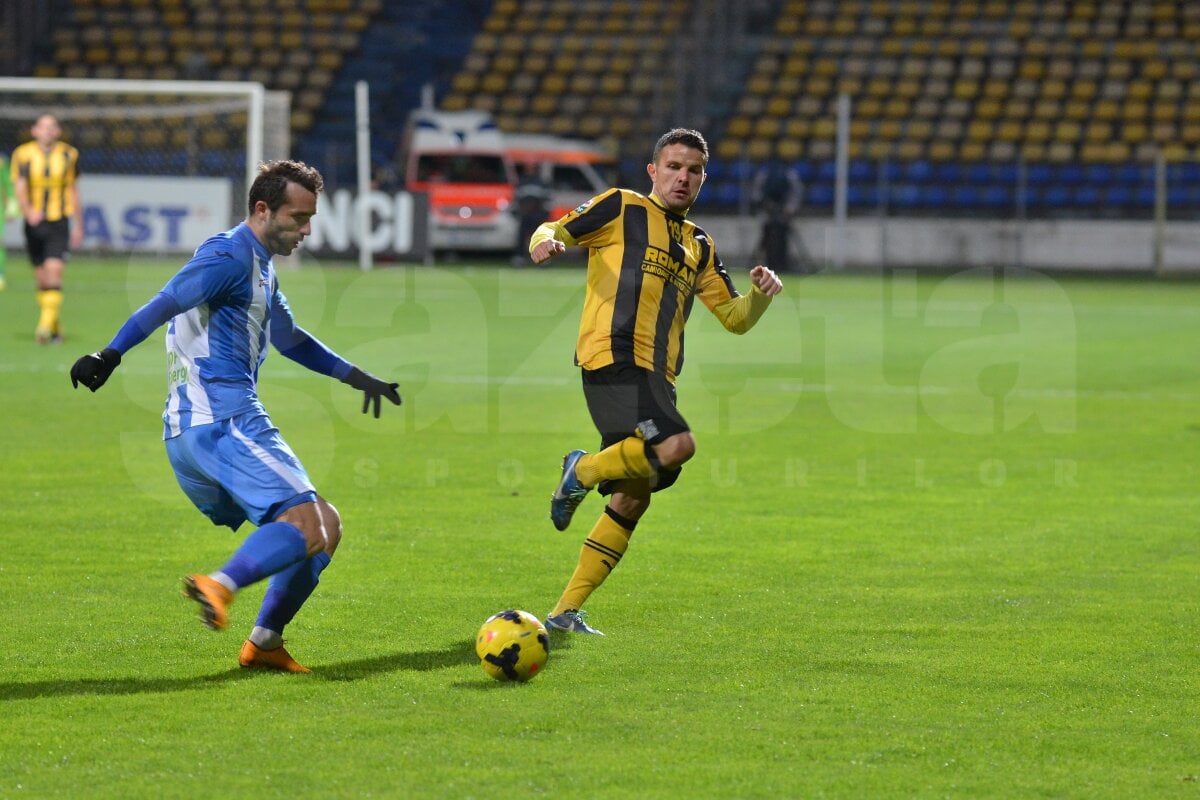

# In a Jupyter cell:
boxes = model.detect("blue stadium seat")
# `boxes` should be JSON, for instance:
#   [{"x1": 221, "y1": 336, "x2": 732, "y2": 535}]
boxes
[
  {"x1": 966, "y1": 162, "x2": 994, "y2": 185},
  {"x1": 711, "y1": 180, "x2": 740, "y2": 208},
  {"x1": 1134, "y1": 186, "x2": 1156, "y2": 208},
  {"x1": 726, "y1": 160, "x2": 755, "y2": 182},
  {"x1": 905, "y1": 160, "x2": 933, "y2": 183},
  {"x1": 933, "y1": 162, "x2": 963, "y2": 184},
  {"x1": 1103, "y1": 186, "x2": 1132, "y2": 208},
  {"x1": 951, "y1": 186, "x2": 982, "y2": 208},
  {"x1": 806, "y1": 183, "x2": 834, "y2": 207},
  {"x1": 848, "y1": 160, "x2": 874, "y2": 182},
  {"x1": 79, "y1": 151, "x2": 106, "y2": 171},
  {"x1": 1083, "y1": 164, "x2": 1115, "y2": 187},
  {"x1": 1056, "y1": 164, "x2": 1084, "y2": 185},
  {"x1": 1116, "y1": 163, "x2": 1148, "y2": 187},
  {"x1": 982, "y1": 185, "x2": 1012, "y2": 210},
  {"x1": 1041, "y1": 186, "x2": 1070, "y2": 208},
  {"x1": 847, "y1": 184, "x2": 878, "y2": 207},
  {"x1": 1173, "y1": 162, "x2": 1200, "y2": 184},
  {"x1": 881, "y1": 161, "x2": 905, "y2": 184},
  {"x1": 1073, "y1": 186, "x2": 1100, "y2": 207},
  {"x1": 1025, "y1": 163, "x2": 1053, "y2": 186},
  {"x1": 993, "y1": 163, "x2": 1018, "y2": 185},
  {"x1": 921, "y1": 184, "x2": 951, "y2": 209},
  {"x1": 891, "y1": 184, "x2": 921, "y2": 209},
  {"x1": 111, "y1": 148, "x2": 143, "y2": 171},
  {"x1": 792, "y1": 161, "x2": 816, "y2": 183}
]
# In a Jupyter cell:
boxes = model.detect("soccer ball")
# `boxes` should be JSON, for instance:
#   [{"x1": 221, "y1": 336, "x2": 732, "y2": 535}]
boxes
[{"x1": 475, "y1": 609, "x2": 550, "y2": 682}]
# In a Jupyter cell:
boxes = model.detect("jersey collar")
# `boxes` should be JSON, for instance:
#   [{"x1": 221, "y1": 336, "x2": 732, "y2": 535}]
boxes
[{"x1": 647, "y1": 191, "x2": 691, "y2": 220}]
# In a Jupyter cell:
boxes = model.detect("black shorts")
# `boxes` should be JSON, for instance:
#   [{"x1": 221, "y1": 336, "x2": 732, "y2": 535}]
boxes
[
  {"x1": 25, "y1": 219, "x2": 71, "y2": 266},
  {"x1": 581, "y1": 363, "x2": 690, "y2": 495}
]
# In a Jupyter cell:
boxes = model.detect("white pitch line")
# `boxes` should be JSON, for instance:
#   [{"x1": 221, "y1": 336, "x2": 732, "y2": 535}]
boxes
[{"x1": 5, "y1": 363, "x2": 1194, "y2": 402}]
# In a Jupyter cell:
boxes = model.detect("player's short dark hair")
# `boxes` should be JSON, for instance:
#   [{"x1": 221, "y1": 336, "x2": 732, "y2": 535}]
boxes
[
  {"x1": 651, "y1": 128, "x2": 709, "y2": 165},
  {"x1": 248, "y1": 159, "x2": 325, "y2": 213}
]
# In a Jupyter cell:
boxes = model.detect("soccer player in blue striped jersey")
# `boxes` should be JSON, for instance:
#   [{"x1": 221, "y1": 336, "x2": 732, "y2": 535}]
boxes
[{"x1": 70, "y1": 160, "x2": 401, "y2": 672}]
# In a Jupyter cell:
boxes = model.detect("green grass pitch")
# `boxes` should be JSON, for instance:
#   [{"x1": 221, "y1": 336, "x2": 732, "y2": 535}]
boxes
[{"x1": 1, "y1": 256, "x2": 1197, "y2": 798}]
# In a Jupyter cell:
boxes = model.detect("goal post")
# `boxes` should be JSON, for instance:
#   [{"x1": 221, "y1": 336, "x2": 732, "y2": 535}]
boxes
[
  {"x1": 0, "y1": 77, "x2": 290, "y2": 251},
  {"x1": 0, "y1": 76, "x2": 292, "y2": 194}
]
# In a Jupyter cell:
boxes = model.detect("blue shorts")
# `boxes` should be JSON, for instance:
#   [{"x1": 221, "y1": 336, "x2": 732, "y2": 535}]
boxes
[{"x1": 165, "y1": 411, "x2": 317, "y2": 530}]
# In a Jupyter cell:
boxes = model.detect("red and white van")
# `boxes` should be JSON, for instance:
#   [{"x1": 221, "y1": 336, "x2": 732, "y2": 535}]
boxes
[{"x1": 401, "y1": 109, "x2": 518, "y2": 251}]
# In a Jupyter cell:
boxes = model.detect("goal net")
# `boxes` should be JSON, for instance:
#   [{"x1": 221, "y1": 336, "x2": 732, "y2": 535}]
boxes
[{"x1": 0, "y1": 77, "x2": 290, "y2": 252}]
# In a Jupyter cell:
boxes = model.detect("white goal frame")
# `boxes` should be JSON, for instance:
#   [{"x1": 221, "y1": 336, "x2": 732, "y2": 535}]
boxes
[{"x1": 0, "y1": 76, "x2": 271, "y2": 195}]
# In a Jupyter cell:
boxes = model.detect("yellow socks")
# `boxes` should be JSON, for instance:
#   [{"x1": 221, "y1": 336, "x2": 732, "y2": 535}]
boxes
[
  {"x1": 36, "y1": 288, "x2": 63, "y2": 338},
  {"x1": 575, "y1": 437, "x2": 656, "y2": 488},
  {"x1": 552, "y1": 507, "x2": 636, "y2": 616}
]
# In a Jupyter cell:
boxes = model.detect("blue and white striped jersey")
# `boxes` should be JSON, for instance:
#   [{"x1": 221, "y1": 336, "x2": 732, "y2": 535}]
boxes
[{"x1": 159, "y1": 223, "x2": 296, "y2": 438}]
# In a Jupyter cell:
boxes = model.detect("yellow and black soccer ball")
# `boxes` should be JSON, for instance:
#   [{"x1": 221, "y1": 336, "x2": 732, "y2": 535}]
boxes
[{"x1": 475, "y1": 609, "x2": 550, "y2": 682}]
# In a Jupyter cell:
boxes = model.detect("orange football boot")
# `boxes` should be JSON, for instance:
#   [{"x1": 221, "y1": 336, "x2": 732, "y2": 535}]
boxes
[
  {"x1": 238, "y1": 640, "x2": 312, "y2": 673},
  {"x1": 182, "y1": 574, "x2": 234, "y2": 631}
]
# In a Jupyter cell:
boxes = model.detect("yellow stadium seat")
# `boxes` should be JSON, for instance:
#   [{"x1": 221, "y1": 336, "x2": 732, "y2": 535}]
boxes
[
  {"x1": 1152, "y1": 122, "x2": 1179, "y2": 143},
  {"x1": 982, "y1": 78, "x2": 1010, "y2": 99},
  {"x1": 727, "y1": 118, "x2": 752, "y2": 139},
  {"x1": 1152, "y1": 101, "x2": 1178, "y2": 123},
  {"x1": 1054, "y1": 120, "x2": 1082, "y2": 142},
  {"x1": 754, "y1": 118, "x2": 782, "y2": 138},
  {"x1": 958, "y1": 141, "x2": 986, "y2": 161},
  {"x1": 965, "y1": 120, "x2": 993, "y2": 142},
  {"x1": 1025, "y1": 120, "x2": 1051, "y2": 142},
  {"x1": 1032, "y1": 98, "x2": 1061, "y2": 119},
  {"x1": 746, "y1": 139, "x2": 773, "y2": 160},
  {"x1": 995, "y1": 120, "x2": 1023, "y2": 142},
  {"x1": 856, "y1": 97, "x2": 882, "y2": 118},
  {"x1": 1003, "y1": 97, "x2": 1031, "y2": 119},
  {"x1": 1122, "y1": 101, "x2": 1148, "y2": 121},
  {"x1": 778, "y1": 139, "x2": 804, "y2": 160},
  {"x1": 876, "y1": 119, "x2": 903, "y2": 140},
  {"x1": 715, "y1": 140, "x2": 742, "y2": 160},
  {"x1": 1040, "y1": 79, "x2": 1066, "y2": 99},
  {"x1": 928, "y1": 140, "x2": 956, "y2": 160},
  {"x1": 1121, "y1": 122, "x2": 1148, "y2": 143},
  {"x1": 1063, "y1": 100, "x2": 1090, "y2": 120}
]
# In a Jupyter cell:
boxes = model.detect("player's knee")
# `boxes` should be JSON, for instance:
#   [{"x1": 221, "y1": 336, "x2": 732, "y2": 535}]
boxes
[
  {"x1": 277, "y1": 501, "x2": 327, "y2": 556},
  {"x1": 654, "y1": 433, "x2": 696, "y2": 470},
  {"x1": 319, "y1": 499, "x2": 342, "y2": 555}
]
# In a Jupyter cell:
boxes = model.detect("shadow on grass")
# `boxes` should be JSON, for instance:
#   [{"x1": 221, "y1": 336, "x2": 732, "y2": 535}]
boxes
[
  {"x1": 0, "y1": 641, "x2": 475, "y2": 700},
  {"x1": 315, "y1": 640, "x2": 474, "y2": 682}
]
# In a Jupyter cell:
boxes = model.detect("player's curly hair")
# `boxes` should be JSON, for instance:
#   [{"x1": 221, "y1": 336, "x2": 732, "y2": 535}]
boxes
[
  {"x1": 248, "y1": 159, "x2": 325, "y2": 213},
  {"x1": 651, "y1": 128, "x2": 709, "y2": 165}
]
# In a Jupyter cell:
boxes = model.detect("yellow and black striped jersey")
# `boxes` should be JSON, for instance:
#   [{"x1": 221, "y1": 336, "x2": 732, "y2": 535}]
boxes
[
  {"x1": 11, "y1": 140, "x2": 80, "y2": 221},
  {"x1": 537, "y1": 188, "x2": 771, "y2": 384}
]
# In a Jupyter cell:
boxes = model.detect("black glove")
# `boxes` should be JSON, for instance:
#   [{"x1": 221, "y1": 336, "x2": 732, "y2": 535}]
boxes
[
  {"x1": 70, "y1": 348, "x2": 122, "y2": 392},
  {"x1": 341, "y1": 366, "x2": 401, "y2": 418}
]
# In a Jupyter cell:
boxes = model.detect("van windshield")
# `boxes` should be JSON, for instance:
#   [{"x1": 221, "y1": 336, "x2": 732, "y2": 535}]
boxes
[{"x1": 416, "y1": 154, "x2": 508, "y2": 184}]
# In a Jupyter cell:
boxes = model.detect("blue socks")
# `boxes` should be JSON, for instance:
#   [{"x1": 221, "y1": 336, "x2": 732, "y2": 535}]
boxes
[
  {"x1": 217, "y1": 521, "x2": 309, "y2": 589},
  {"x1": 255, "y1": 552, "x2": 333, "y2": 635}
]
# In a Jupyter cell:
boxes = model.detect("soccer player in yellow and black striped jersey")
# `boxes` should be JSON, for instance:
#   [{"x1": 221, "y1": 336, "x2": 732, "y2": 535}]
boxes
[
  {"x1": 11, "y1": 113, "x2": 83, "y2": 344},
  {"x1": 530, "y1": 128, "x2": 784, "y2": 635}
]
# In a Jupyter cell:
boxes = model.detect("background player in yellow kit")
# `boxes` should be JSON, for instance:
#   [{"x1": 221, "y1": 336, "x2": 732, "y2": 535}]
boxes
[{"x1": 11, "y1": 113, "x2": 83, "y2": 342}]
